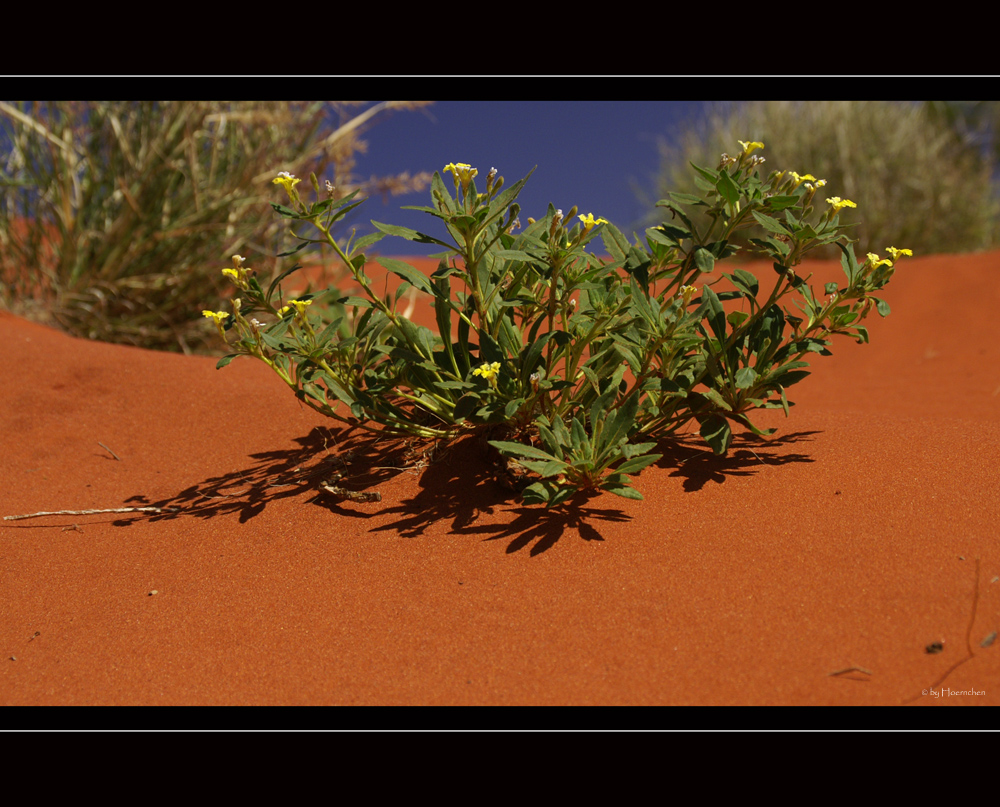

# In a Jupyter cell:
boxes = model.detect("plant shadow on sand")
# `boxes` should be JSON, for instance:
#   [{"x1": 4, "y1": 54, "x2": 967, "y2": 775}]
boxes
[
  {"x1": 656, "y1": 428, "x2": 818, "y2": 492},
  {"x1": 118, "y1": 424, "x2": 817, "y2": 554}
]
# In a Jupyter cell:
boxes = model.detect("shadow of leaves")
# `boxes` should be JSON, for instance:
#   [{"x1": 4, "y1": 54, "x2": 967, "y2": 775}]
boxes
[
  {"x1": 120, "y1": 424, "x2": 413, "y2": 525},
  {"x1": 366, "y1": 432, "x2": 632, "y2": 554},
  {"x1": 655, "y1": 429, "x2": 818, "y2": 492},
  {"x1": 116, "y1": 424, "x2": 817, "y2": 552}
]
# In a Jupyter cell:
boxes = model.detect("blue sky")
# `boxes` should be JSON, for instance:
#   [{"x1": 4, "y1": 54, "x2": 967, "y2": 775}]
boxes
[{"x1": 341, "y1": 101, "x2": 709, "y2": 255}]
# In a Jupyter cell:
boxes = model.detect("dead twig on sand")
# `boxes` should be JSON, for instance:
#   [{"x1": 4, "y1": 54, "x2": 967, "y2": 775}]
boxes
[{"x1": 3, "y1": 506, "x2": 179, "y2": 521}]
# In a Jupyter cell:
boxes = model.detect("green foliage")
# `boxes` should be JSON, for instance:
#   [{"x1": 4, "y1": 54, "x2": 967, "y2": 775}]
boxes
[
  {"x1": 0, "y1": 101, "x2": 433, "y2": 352},
  {"x1": 644, "y1": 101, "x2": 999, "y2": 258},
  {"x1": 210, "y1": 147, "x2": 911, "y2": 507}
]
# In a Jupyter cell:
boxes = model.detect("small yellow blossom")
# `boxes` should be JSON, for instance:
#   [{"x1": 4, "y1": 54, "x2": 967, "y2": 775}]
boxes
[
  {"x1": 272, "y1": 171, "x2": 301, "y2": 193},
  {"x1": 578, "y1": 213, "x2": 608, "y2": 234},
  {"x1": 472, "y1": 361, "x2": 501, "y2": 386},
  {"x1": 202, "y1": 309, "x2": 229, "y2": 338},
  {"x1": 885, "y1": 246, "x2": 913, "y2": 261},
  {"x1": 789, "y1": 171, "x2": 817, "y2": 190},
  {"x1": 679, "y1": 285, "x2": 698, "y2": 305},
  {"x1": 738, "y1": 140, "x2": 765, "y2": 156},
  {"x1": 826, "y1": 196, "x2": 857, "y2": 213},
  {"x1": 222, "y1": 267, "x2": 239, "y2": 282},
  {"x1": 866, "y1": 252, "x2": 893, "y2": 270},
  {"x1": 278, "y1": 298, "x2": 312, "y2": 317},
  {"x1": 443, "y1": 162, "x2": 478, "y2": 191}
]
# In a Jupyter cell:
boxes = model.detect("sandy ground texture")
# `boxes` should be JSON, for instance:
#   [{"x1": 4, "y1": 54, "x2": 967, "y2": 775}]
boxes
[{"x1": 2, "y1": 249, "x2": 999, "y2": 716}]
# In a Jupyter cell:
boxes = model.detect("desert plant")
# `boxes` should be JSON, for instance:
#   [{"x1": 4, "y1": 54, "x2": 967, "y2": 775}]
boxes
[
  {"x1": 206, "y1": 143, "x2": 910, "y2": 506},
  {"x1": 645, "y1": 101, "x2": 998, "y2": 258},
  {"x1": 0, "y1": 100, "x2": 432, "y2": 352}
]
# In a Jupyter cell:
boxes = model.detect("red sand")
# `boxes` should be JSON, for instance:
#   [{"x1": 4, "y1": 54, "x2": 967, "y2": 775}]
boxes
[{"x1": 2, "y1": 251, "x2": 999, "y2": 712}]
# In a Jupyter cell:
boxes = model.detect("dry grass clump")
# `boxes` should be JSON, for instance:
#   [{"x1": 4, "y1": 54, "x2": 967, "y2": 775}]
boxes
[
  {"x1": 0, "y1": 101, "x2": 433, "y2": 353},
  {"x1": 645, "y1": 100, "x2": 1000, "y2": 259}
]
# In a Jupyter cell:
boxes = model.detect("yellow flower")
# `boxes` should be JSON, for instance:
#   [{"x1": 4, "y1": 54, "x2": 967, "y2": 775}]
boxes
[
  {"x1": 826, "y1": 196, "x2": 857, "y2": 213},
  {"x1": 222, "y1": 267, "x2": 239, "y2": 282},
  {"x1": 278, "y1": 298, "x2": 312, "y2": 317},
  {"x1": 788, "y1": 171, "x2": 817, "y2": 190},
  {"x1": 866, "y1": 252, "x2": 893, "y2": 270},
  {"x1": 738, "y1": 140, "x2": 765, "y2": 156},
  {"x1": 578, "y1": 213, "x2": 608, "y2": 234},
  {"x1": 443, "y1": 162, "x2": 478, "y2": 191},
  {"x1": 272, "y1": 171, "x2": 301, "y2": 193},
  {"x1": 472, "y1": 361, "x2": 501, "y2": 386},
  {"x1": 679, "y1": 285, "x2": 698, "y2": 305},
  {"x1": 885, "y1": 246, "x2": 913, "y2": 261},
  {"x1": 202, "y1": 309, "x2": 229, "y2": 338}
]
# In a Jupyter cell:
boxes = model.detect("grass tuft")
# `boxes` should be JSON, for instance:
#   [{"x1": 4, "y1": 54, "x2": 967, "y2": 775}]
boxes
[
  {"x1": 643, "y1": 100, "x2": 1000, "y2": 259},
  {"x1": 0, "y1": 101, "x2": 433, "y2": 353}
]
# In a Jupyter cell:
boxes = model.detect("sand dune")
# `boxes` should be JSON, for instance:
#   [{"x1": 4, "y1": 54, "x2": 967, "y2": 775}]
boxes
[{"x1": 2, "y1": 251, "x2": 998, "y2": 712}]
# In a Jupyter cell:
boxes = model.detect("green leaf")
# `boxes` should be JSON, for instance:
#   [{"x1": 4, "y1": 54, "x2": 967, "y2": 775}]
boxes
[
  {"x1": 646, "y1": 224, "x2": 690, "y2": 246},
  {"x1": 489, "y1": 440, "x2": 560, "y2": 462},
  {"x1": 614, "y1": 452, "x2": 662, "y2": 475},
  {"x1": 350, "y1": 231, "x2": 386, "y2": 253},
  {"x1": 693, "y1": 248, "x2": 715, "y2": 273},
  {"x1": 873, "y1": 297, "x2": 890, "y2": 317},
  {"x1": 664, "y1": 192, "x2": 701, "y2": 205},
  {"x1": 494, "y1": 249, "x2": 541, "y2": 263},
  {"x1": 216, "y1": 354, "x2": 238, "y2": 369},
  {"x1": 521, "y1": 482, "x2": 552, "y2": 505},
  {"x1": 517, "y1": 458, "x2": 570, "y2": 477},
  {"x1": 277, "y1": 241, "x2": 311, "y2": 258},
  {"x1": 727, "y1": 311, "x2": 749, "y2": 329},
  {"x1": 489, "y1": 167, "x2": 535, "y2": 215},
  {"x1": 371, "y1": 220, "x2": 452, "y2": 247},
  {"x1": 716, "y1": 170, "x2": 740, "y2": 208},
  {"x1": 762, "y1": 195, "x2": 801, "y2": 212},
  {"x1": 752, "y1": 210, "x2": 792, "y2": 236},
  {"x1": 597, "y1": 392, "x2": 638, "y2": 458},
  {"x1": 731, "y1": 267, "x2": 760, "y2": 298},
  {"x1": 628, "y1": 276, "x2": 658, "y2": 330},
  {"x1": 700, "y1": 285, "x2": 727, "y2": 342},
  {"x1": 600, "y1": 221, "x2": 632, "y2": 265},
  {"x1": 698, "y1": 413, "x2": 732, "y2": 455},
  {"x1": 570, "y1": 417, "x2": 590, "y2": 458},
  {"x1": 266, "y1": 264, "x2": 303, "y2": 303},
  {"x1": 340, "y1": 295, "x2": 373, "y2": 309},
  {"x1": 735, "y1": 367, "x2": 758, "y2": 389},
  {"x1": 376, "y1": 257, "x2": 434, "y2": 295},
  {"x1": 689, "y1": 163, "x2": 719, "y2": 184},
  {"x1": 600, "y1": 483, "x2": 644, "y2": 500},
  {"x1": 733, "y1": 411, "x2": 777, "y2": 437},
  {"x1": 270, "y1": 202, "x2": 300, "y2": 218},
  {"x1": 837, "y1": 242, "x2": 861, "y2": 285}
]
